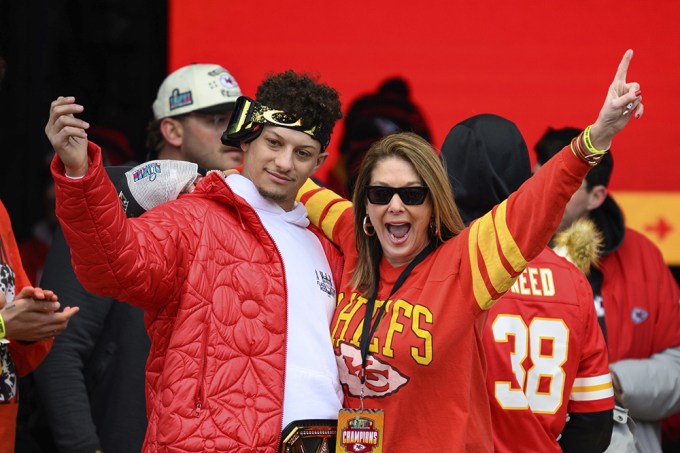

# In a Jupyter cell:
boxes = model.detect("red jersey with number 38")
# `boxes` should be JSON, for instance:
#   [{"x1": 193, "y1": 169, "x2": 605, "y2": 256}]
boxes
[{"x1": 484, "y1": 247, "x2": 614, "y2": 453}]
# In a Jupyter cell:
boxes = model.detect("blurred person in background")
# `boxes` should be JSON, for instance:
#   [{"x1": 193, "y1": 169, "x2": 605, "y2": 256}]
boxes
[
  {"x1": 145, "y1": 63, "x2": 244, "y2": 169},
  {"x1": 534, "y1": 127, "x2": 680, "y2": 453},
  {"x1": 328, "y1": 76, "x2": 431, "y2": 197}
]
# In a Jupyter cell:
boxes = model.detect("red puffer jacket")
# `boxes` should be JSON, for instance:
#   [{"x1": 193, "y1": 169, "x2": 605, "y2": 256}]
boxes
[{"x1": 51, "y1": 143, "x2": 343, "y2": 453}]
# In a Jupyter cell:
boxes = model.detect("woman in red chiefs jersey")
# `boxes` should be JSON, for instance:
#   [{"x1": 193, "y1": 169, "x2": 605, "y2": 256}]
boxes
[{"x1": 297, "y1": 49, "x2": 642, "y2": 451}]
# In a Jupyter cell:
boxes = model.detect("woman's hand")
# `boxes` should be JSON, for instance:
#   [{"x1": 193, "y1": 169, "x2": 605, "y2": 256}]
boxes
[
  {"x1": 590, "y1": 49, "x2": 644, "y2": 151},
  {"x1": 1, "y1": 286, "x2": 79, "y2": 342}
]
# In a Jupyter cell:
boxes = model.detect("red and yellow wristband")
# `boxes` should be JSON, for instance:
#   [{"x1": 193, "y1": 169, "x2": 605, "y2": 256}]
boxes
[{"x1": 570, "y1": 125, "x2": 608, "y2": 166}]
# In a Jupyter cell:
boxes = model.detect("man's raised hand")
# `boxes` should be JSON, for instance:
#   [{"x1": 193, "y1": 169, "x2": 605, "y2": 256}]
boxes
[{"x1": 45, "y1": 96, "x2": 90, "y2": 177}]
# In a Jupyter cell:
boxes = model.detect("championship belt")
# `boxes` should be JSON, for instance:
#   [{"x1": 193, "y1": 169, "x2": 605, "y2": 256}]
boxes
[{"x1": 280, "y1": 419, "x2": 337, "y2": 453}]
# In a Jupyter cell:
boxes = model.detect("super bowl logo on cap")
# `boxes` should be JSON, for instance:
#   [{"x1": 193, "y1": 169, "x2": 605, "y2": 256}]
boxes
[
  {"x1": 169, "y1": 88, "x2": 193, "y2": 111},
  {"x1": 132, "y1": 162, "x2": 162, "y2": 182}
]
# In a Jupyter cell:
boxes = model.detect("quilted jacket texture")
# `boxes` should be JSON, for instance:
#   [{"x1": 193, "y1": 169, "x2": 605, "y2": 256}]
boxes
[{"x1": 51, "y1": 143, "x2": 344, "y2": 453}]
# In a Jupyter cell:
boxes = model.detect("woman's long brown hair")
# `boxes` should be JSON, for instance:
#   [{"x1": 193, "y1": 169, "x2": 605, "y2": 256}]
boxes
[{"x1": 349, "y1": 132, "x2": 465, "y2": 295}]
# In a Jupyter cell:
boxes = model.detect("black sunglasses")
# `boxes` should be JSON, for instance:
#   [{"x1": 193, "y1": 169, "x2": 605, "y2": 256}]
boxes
[{"x1": 366, "y1": 186, "x2": 429, "y2": 205}]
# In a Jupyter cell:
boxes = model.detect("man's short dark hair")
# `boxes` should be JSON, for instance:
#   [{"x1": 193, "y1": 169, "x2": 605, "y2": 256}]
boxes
[
  {"x1": 534, "y1": 126, "x2": 613, "y2": 189},
  {"x1": 145, "y1": 119, "x2": 163, "y2": 159},
  {"x1": 256, "y1": 70, "x2": 343, "y2": 138}
]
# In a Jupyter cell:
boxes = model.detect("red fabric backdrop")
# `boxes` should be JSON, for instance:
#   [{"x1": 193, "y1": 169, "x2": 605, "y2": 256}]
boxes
[{"x1": 168, "y1": 0, "x2": 680, "y2": 191}]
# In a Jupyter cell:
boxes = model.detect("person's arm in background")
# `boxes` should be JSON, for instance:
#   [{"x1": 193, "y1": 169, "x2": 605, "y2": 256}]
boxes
[
  {"x1": 2, "y1": 287, "x2": 59, "y2": 377},
  {"x1": 2, "y1": 287, "x2": 64, "y2": 340},
  {"x1": 559, "y1": 411, "x2": 614, "y2": 453},
  {"x1": 609, "y1": 249, "x2": 680, "y2": 422},
  {"x1": 611, "y1": 347, "x2": 680, "y2": 421}
]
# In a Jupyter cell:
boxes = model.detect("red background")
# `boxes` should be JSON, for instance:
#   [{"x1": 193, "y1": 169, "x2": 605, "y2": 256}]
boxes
[{"x1": 168, "y1": 0, "x2": 680, "y2": 190}]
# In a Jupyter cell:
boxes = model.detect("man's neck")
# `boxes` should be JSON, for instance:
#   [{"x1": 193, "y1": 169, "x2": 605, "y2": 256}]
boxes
[{"x1": 157, "y1": 147, "x2": 183, "y2": 161}]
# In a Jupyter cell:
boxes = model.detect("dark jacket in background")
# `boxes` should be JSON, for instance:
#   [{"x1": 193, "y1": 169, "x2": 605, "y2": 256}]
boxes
[{"x1": 17, "y1": 166, "x2": 149, "y2": 453}]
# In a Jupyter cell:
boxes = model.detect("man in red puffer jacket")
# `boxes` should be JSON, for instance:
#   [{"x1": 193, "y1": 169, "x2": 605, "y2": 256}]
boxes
[{"x1": 46, "y1": 71, "x2": 344, "y2": 452}]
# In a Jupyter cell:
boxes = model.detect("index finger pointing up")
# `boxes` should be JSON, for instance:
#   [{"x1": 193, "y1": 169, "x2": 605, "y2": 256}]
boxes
[{"x1": 615, "y1": 49, "x2": 634, "y2": 82}]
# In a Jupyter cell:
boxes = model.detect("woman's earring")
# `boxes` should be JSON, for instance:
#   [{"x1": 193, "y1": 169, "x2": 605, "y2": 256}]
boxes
[
  {"x1": 429, "y1": 218, "x2": 439, "y2": 238},
  {"x1": 363, "y1": 215, "x2": 376, "y2": 236}
]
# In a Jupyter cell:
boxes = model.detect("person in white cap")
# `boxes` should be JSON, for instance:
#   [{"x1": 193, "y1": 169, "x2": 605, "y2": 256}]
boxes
[{"x1": 146, "y1": 63, "x2": 244, "y2": 170}]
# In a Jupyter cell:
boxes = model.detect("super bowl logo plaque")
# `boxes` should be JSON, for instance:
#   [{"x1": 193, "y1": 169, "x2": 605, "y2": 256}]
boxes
[{"x1": 336, "y1": 409, "x2": 384, "y2": 453}]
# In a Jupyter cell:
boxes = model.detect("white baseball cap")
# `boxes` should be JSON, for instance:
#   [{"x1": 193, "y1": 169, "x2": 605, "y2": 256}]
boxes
[
  {"x1": 113, "y1": 160, "x2": 202, "y2": 217},
  {"x1": 152, "y1": 64, "x2": 242, "y2": 120}
]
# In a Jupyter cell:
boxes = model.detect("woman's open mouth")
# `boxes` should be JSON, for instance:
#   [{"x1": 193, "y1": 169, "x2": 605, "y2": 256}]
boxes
[{"x1": 386, "y1": 223, "x2": 411, "y2": 244}]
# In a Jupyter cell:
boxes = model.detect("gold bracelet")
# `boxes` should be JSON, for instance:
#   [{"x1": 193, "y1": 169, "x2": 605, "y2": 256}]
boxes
[
  {"x1": 573, "y1": 135, "x2": 588, "y2": 159},
  {"x1": 571, "y1": 135, "x2": 600, "y2": 167},
  {"x1": 0, "y1": 312, "x2": 6, "y2": 340},
  {"x1": 583, "y1": 125, "x2": 608, "y2": 155},
  {"x1": 570, "y1": 137, "x2": 582, "y2": 161}
]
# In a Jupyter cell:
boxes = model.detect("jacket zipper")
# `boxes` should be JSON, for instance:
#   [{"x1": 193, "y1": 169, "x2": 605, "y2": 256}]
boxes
[
  {"x1": 267, "y1": 230, "x2": 288, "y2": 447},
  {"x1": 194, "y1": 317, "x2": 210, "y2": 417}
]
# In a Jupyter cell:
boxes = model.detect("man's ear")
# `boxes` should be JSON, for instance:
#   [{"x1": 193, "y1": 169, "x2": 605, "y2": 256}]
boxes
[
  {"x1": 160, "y1": 118, "x2": 183, "y2": 147},
  {"x1": 587, "y1": 185, "x2": 608, "y2": 210},
  {"x1": 313, "y1": 151, "x2": 329, "y2": 173}
]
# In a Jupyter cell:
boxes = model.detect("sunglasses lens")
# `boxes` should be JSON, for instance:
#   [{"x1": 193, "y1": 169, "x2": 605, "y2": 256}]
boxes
[
  {"x1": 400, "y1": 187, "x2": 428, "y2": 205},
  {"x1": 367, "y1": 187, "x2": 393, "y2": 204},
  {"x1": 367, "y1": 186, "x2": 428, "y2": 205}
]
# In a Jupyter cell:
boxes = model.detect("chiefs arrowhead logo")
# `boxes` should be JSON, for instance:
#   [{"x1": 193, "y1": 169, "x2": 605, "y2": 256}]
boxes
[{"x1": 337, "y1": 342, "x2": 409, "y2": 398}]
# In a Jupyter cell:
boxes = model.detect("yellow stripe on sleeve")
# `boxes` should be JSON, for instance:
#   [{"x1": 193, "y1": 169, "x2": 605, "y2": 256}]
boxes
[
  {"x1": 298, "y1": 179, "x2": 352, "y2": 241},
  {"x1": 469, "y1": 201, "x2": 532, "y2": 309},
  {"x1": 493, "y1": 201, "x2": 527, "y2": 274},
  {"x1": 468, "y1": 220, "x2": 493, "y2": 309},
  {"x1": 570, "y1": 374, "x2": 614, "y2": 401},
  {"x1": 571, "y1": 382, "x2": 613, "y2": 393},
  {"x1": 475, "y1": 210, "x2": 515, "y2": 297},
  {"x1": 298, "y1": 178, "x2": 320, "y2": 198}
]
